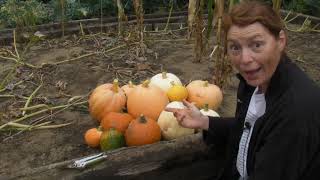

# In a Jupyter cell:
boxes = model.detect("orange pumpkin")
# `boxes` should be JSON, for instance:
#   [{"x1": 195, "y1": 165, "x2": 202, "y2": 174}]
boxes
[
  {"x1": 121, "y1": 81, "x2": 136, "y2": 97},
  {"x1": 100, "y1": 112, "x2": 134, "y2": 133},
  {"x1": 127, "y1": 80, "x2": 169, "y2": 120},
  {"x1": 125, "y1": 115, "x2": 161, "y2": 146},
  {"x1": 89, "y1": 79, "x2": 126, "y2": 122},
  {"x1": 84, "y1": 127, "x2": 103, "y2": 148},
  {"x1": 186, "y1": 80, "x2": 223, "y2": 110}
]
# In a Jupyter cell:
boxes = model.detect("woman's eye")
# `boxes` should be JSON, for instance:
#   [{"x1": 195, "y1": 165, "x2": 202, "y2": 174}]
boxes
[
  {"x1": 251, "y1": 42, "x2": 263, "y2": 50},
  {"x1": 229, "y1": 45, "x2": 240, "y2": 51}
]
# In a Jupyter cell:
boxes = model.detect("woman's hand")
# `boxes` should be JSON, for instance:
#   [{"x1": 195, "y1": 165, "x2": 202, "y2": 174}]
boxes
[{"x1": 165, "y1": 100, "x2": 209, "y2": 130}]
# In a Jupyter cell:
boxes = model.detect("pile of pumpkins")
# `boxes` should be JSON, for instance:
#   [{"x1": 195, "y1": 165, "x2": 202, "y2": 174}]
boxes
[{"x1": 84, "y1": 72, "x2": 223, "y2": 152}]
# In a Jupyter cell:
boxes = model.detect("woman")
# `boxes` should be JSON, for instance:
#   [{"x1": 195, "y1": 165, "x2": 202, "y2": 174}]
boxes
[{"x1": 166, "y1": 1, "x2": 320, "y2": 180}]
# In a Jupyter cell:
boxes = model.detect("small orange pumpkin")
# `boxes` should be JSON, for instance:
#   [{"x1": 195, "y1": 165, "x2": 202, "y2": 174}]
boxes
[
  {"x1": 121, "y1": 81, "x2": 136, "y2": 97},
  {"x1": 84, "y1": 127, "x2": 103, "y2": 148},
  {"x1": 127, "y1": 80, "x2": 169, "y2": 120},
  {"x1": 186, "y1": 80, "x2": 223, "y2": 110},
  {"x1": 89, "y1": 79, "x2": 126, "y2": 122},
  {"x1": 125, "y1": 115, "x2": 161, "y2": 146},
  {"x1": 100, "y1": 112, "x2": 134, "y2": 133}
]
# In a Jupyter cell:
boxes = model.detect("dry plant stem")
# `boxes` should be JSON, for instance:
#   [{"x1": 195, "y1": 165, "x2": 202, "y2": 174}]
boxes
[
  {"x1": 0, "y1": 80, "x2": 24, "y2": 93},
  {"x1": 164, "y1": 0, "x2": 174, "y2": 31},
  {"x1": 0, "y1": 95, "x2": 15, "y2": 98},
  {"x1": 22, "y1": 80, "x2": 43, "y2": 116},
  {"x1": 53, "y1": 44, "x2": 127, "y2": 65},
  {"x1": 194, "y1": 0, "x2": 204, "y2": 62},
  {"x1": 13, "y1": 30, "x2": 20, "y2": 60},
  {"x1": 0, "y1": 55, "x2": 38, "y2": 68},
  {"x1": 117, "y1": 0, "x2": 127, "y2": 36},
  {"x1": 188, "y1": 0, "x2": 197, "y2": 39},
  {"x1": 6, "y1": 122, "x2": 72, "y2": 130},
  {"x1": 100, "y1": 0, "x2": 103, "y2": 33},
  {"x1": 79, "y1": 22, "x2": 85, "y2": 36},
  {"x1": 20, "y1": 104, "x2": 49, "y2": 111},
  {"x1": 0, "y1": 68, "x2": 14, "y2": 89},
  {"x1": 0, "y1": 100, "x2": 87, "y2": 130}
]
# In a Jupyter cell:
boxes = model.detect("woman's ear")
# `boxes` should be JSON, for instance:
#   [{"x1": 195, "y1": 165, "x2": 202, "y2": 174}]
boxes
[{"x1": 278, "y1": 30, "x2": 287, "y2": 52}]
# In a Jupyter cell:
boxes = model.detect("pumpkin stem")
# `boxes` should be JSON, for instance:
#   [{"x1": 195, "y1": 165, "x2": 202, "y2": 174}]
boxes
[
  {"x1": 129, "y1": 81, "x2": 134, "y2": 88},
  {"x1": 97, "y1": 126, "x2": 103, "y2": 131},
  {"x1": 142, "y1": 80, "x2": 150, "y2": 88},
  {"x1": 113, "y1": 79, "x2": 119, "y2": 92},
  {"x1": 203, "y1": 81, "x2": 209, "y2": 87},
  {"x1": 203, "y1": 104, "x2": 209, "y2": 111},
  {"x1": 139, "y1": 114, "x2": 147, "y2": 123},
  {"x1": 162, "y1": 72, "x2": 167, "y2": 79}
]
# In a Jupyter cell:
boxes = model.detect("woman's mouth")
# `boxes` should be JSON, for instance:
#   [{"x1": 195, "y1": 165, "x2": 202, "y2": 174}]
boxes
[{"x1": 244, "y1": 67, "x2": 261, "y2": 80}]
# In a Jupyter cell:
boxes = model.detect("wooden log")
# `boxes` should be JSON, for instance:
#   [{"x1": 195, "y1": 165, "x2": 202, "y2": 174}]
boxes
[{"x1": 10, "y1": 133, "x2": 220, "y2": 180}]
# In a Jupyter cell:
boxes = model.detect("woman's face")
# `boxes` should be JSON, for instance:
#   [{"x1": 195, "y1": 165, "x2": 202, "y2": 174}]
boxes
[{"x1": 227, "y1": 22, "x2": 286, "y2": 92}]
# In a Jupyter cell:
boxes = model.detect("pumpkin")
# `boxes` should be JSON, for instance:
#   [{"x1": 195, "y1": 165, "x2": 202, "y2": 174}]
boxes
[
  {"x1": 186, "y1": 80, "x2": 223, "y2": 110},
  {"x1": 84, "y1": 127, "x2": 103, "y2": 148},
  {"x1": 200, "y1": 104, "x2": 220, "y2": 117},
  {"x1": 157, "y1": 101, "x2": 195, "y2": 140},
  {"x1": 167, "y1": 82, "x2": 188, "y2": 102},
  {"x1": 89, "y1": 79, "x2": 126, "y2": 122},
  {"x1": 125, "y1": 115, "x2": 161, "y2": 146},
  {"x1": 100, "y1": 128, "x2": 125, "y2": 151},
  {"x1": 127, "y1": 80, "x2": 169, "y2": 120},
  {"x1": 100, "y1": 112, "x2": 133, "y2": 133},
  {"x1": 121, "y1": 81, "x2": 136, "y2": 97},
  {"x1": 150, "y1": 72, "x2": 182, "y2": 93}
]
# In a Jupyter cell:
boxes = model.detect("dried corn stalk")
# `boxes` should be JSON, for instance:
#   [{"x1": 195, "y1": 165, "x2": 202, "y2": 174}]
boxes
[
  {"x1": 272, "y1": 0, "x2": 282, "y2": 15},
  {"x1": 59, "y1": 0, "x2": 65, "y2": 37},
  {"x1": 206, "y1": 0, "x2": 214, "y2": 42},
  {"x1": 188, "y1": 0, "x2": 197, "y2": 39},
  {"x1": 214, "y1": 0, "x2": 232, "y2": 88},
  {"x1": 194, "y1": 0, "x2": 204, "y2": 62},
  {"x1": 133, "y1": 0, "x2": 144, "y2": 40},
  {"x1": 116, "y1": 0, "x2": 127, "y2": 36}
]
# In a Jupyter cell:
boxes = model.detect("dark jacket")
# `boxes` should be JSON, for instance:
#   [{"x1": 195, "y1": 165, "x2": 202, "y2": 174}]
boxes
[{"x1": 203, "y1": 56, "x2": 320, "y2": 180}]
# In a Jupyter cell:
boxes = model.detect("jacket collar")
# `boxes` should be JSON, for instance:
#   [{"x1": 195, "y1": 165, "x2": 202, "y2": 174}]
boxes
[{"x1": 236, "y1": 55, "x2": 290, "y2": 109}]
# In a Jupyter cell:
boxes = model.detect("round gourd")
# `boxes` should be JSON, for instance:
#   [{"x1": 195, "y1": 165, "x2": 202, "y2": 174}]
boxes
[
  {"x1": 89, "y1": 79, "x2": 126, "y2": 122},
  {"x1": 127, "y1": 80, "x2": 169, "y2": 120},
  {"x1": 84, "y1": 127, "x2": 103, "y2": 148},
  {"x1": 100, "y1": 112, "x2": 133, "y2": 133},
  {"x1": 125, "y1": 115, "x2": 161, "y2": 146},
  {"x1": 167, "y1": 82, "x2": 188, "y2": 102},
  {"x1": 186, "y1": 80, "x2": 223, "y2": 110},
  {"x1": 150, "y1": 72, "x2": 182, "y2": 93},
  {"x1": 157, "y1": 101, "x2": 195, "y2": 140},
  {"x1": 121, "y1": 81, "x2": 136, "y2": 97},
  {"x1": 100, "y1": 128, "x2": 125, "y2": 151}
]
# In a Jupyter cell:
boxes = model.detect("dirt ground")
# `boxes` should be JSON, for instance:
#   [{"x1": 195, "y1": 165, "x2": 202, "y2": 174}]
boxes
[{"x1": 0, "y1": 25, "x2": 319, "y2": 179}]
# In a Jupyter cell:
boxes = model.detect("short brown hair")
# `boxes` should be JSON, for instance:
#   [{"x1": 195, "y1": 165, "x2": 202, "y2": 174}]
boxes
[{"x1": 223, "y1": 1, "x2": 284, "y2": 39}]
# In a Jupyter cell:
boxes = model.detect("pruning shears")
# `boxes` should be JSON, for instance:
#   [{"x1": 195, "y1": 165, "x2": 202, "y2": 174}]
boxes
[{"x1": 67, "y1": 153, "x2": 108, "y2": 169}]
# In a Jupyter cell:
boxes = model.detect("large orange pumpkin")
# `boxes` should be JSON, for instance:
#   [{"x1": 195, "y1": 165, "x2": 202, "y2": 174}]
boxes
[
  {"x1": 127, "y1": 80, "x2": 169, "y2": 120},
  {"x1": 100, "y1": 112, "x2": 133, "y2": 133},
  {"x1": 125, "y1": 115, "x2": 161, "y2": 146},
  {"x1": 89, "y1": 79, "x2": 126, "y2": 122},
  {"x1": 186, "y1": 80, "x2": 223, "y2": 110}
]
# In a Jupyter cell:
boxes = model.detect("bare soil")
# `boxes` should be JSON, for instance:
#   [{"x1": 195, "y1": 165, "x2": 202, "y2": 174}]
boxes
[{"x1": 0, "y1": 26, "x2": 319, "y2": 179}]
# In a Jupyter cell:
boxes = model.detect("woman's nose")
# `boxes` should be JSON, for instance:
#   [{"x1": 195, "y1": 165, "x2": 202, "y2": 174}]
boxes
[{"x1": 240, "y1": 48, "x2": 254, "y2": 64}]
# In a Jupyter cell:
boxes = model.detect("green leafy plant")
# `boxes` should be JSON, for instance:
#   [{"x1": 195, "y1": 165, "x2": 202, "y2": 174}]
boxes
[{"x1": 0, "y1": 0, "x2": 48, "y2": 29}]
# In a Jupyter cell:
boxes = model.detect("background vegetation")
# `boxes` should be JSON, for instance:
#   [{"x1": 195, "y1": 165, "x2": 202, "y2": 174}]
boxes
[{"x1": 0, "y1": 0, "x2": 318, "y2": 29}]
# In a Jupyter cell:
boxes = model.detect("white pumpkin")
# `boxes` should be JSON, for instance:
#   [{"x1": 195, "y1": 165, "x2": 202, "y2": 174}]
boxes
[
  {"x1": 157, "y1": 101, "x2": 195, "y2": 140},
  {"x1": 150, "y1": 72, "x2": 182, "y2": 93},
  {"x1": 200, "y1": 108, "x2": 220, "y2": 117}
]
